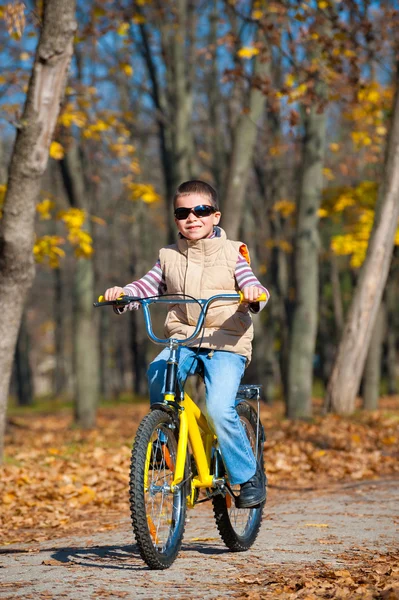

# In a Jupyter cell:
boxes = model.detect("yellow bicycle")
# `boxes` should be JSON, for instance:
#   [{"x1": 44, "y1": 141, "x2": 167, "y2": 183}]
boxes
[{"x1": 94, "y1": 293, "x2": 267, "y2": 569}]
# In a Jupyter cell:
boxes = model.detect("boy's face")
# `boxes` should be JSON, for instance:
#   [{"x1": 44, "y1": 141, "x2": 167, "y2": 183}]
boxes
[{"x1": 174, "y1": 193, "x2": 221, "y2": 241}]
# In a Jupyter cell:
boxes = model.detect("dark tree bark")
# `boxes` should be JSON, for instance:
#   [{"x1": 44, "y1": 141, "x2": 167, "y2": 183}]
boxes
[
  {"x1": 0, "y1": 0, "x2": 76, "y2": 460},
  {"x1": 14, "y1": 313, "x2": 34, "y2": 407}
]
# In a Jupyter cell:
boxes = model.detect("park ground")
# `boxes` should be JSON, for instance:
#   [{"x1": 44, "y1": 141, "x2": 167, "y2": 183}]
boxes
[{"x1": 0, "y1": 397, "x2": 398, "y2": 598}]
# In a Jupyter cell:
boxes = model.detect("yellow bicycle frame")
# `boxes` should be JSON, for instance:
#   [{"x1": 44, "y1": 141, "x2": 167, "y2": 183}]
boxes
[{"x1": 166, "y1": 392, "x2": 217, "y2": 503}]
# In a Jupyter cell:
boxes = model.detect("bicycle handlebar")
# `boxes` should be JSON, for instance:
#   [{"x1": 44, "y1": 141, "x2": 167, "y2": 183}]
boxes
[{"x1": 94, "y1": 292, "x2": 267, "y2": 346}]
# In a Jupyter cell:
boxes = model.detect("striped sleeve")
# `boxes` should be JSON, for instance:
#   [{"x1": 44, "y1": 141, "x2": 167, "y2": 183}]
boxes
[
  {"x1": 235, "y1": 254, "x2": 269, "y2": 312},
  {"x1": 123, "y1": 259, "x2": 167, "y2": 298},
  {"x1": 115, "y1": 259, "x2": 167, "y2": 313}
]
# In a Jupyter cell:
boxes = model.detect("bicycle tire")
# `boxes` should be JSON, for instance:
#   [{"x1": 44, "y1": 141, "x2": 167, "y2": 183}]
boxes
[
  {"x1": 212, "y1": 401, "x2": 266, "y2": 551},
  {"x1": 129, "y1": 409, "x2": 187, "y2": 569}
]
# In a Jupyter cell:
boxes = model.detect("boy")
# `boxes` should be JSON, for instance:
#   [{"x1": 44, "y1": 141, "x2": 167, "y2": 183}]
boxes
[{"x1": 104, "y1": 180, "x2": 269, "y2": 507}]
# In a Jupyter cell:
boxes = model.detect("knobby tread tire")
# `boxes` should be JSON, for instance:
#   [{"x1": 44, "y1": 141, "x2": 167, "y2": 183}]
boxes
[
  {"x1": 129, "y1": 409, "x2": 187, "y2": 569},
  {"x1": 212, "y1": 401, "x2": 266, "y2": 551}
]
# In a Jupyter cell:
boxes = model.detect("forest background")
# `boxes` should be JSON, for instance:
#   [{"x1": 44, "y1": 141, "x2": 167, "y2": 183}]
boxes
[{"x1": 0, "y1": 0, "x2": 398, "y2": 462}]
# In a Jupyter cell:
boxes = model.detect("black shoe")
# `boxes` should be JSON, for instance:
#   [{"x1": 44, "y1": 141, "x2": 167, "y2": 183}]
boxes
[{"x1": 235, "y1": 465, "x2": 266, "y2": 509}]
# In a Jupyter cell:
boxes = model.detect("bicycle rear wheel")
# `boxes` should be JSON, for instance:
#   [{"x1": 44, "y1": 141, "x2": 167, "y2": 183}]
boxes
[
  {"x1": 129, "y1": 409, "x2": 187, "y2": 569},
  {"x1": 212, "y1": 401, "x2": 266, "y2": 551}
]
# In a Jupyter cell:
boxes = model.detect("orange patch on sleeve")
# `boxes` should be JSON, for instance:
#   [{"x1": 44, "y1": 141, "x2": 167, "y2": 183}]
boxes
[{"x1": 239, "y1": 243, "x2": 251, "y2": 265}]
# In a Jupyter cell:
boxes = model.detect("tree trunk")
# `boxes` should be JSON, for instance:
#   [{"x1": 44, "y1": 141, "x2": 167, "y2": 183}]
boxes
[
  {"x1": 60, "y1": 144, "x2": 100, "y2": 428},
  {"x1": 287, "y1": 106, "x2": 326, "y2": 419},
  {"x1": 330, "y1": 253, "x2": 344, "y2": 334},
  {"x1": 14, "y1": 313, "x2": 34, "y2": 406},
  {"x1": 325, "y1": 63, "x2": 399, "y2": 415},
  {"x1": 385, "y1": 269, "x2": 398, "y2": 394},
  {"x1": 129, "y1": 202, "x2": 149, "y2": 397},
  {"x1": 53, "y1": 266, "x2": 66, "y2": 397},
  {"x1": 363, "y1": 301, "x2": 386, "y2": 410},
  {"x1": 73, "y1": 256, "x2": 99, "y2": 427},
  {"x1": 0, "y1": 0, "x2": 76, "y2": 460},
  {"x1": 222, "y1": 49, "x2": 270, "y2": 238}
]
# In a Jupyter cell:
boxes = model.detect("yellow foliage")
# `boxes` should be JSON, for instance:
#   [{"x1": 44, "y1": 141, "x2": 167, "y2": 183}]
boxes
[
  {"x1": 351, "y1": 131, "x2": 372, "y2": 148},
  {"x1": 323, "y1": 180, "x2": 381, "y2": 268},
  {"x1": 252, "y1": 9, "x2": 263, "y2": 19},
  {"x1": 127, "y1": 182, "x2": 160, "y2": 204},
  {"x1": 117, "y1": 22, "x2": 129, "y2": 36},
  {"x1": 273, "y1": 199, "x2": 296, "y2": 218},
  {"x1": 49, "y1": 142, "x2": 64, "y2": 160},
  {"x1": 279, "y1": 240, "x2": 293, "y2": 253},
  {"x1": 347, "y1": 82, "x2": 393, "y2": 154},
  {"x1": 329, "y1": 142, "x2": 340, "y2": 152},
  {"x1": 33, "y1": 236, "x2": 66, "y2": 268},
  {"x1": 120, "y1": 63, "x2": 133, "y2": 76},
  {"x1": 286, "y1": 82, "x2": 308, "y2": 103},
  {"x1": 318, "y1": 0, "x2": 328, "y2": 8},
  {"x1": 237, "y1": 47, "x2": 259, "y2": 59},
  {"x1": 59, "y1": 103, "x2": 87, "y2": 128},
  {"x1": 132, "y1": 14, "x2": 146, "y2": 24},
  {"x1": 58, "y1": 208, "x2": 86, "y2": 230},
  {"x1": 323, "y1": 168, "x2": 335, "y2": 181},
  {"x1": 58, "y1": 209, "x2": 94, "y2": 258},
  {"x1": 285, "y1": 74, "x2": 295, "y2": 89},
  {"x1": 334, "y1": 194, "x2": 355, "y2": 212},
  {"x1": 36, "y1": 199, "x2": 55, "y2": 220}
]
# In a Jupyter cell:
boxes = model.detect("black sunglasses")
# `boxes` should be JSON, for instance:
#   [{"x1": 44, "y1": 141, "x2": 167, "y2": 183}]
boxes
[{"x1": 174, "y1": 205, "x2": 217, "y2": 220}]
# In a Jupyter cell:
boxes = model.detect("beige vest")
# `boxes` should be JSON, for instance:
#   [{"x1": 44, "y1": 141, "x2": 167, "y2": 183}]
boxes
[{"x1": 159, "y1": 228, "x2": 253, "y2": 363}]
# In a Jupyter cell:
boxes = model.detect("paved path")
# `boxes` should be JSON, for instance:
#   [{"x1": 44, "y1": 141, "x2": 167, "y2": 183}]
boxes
[{"x1": 1, "y1": 479, "x2": 398, "y2": 599}]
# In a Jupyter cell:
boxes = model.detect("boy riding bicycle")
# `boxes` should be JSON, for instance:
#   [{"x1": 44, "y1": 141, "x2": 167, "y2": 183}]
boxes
[{"x1": 104, "y1": 180, "x2": 269, "y2": 508}]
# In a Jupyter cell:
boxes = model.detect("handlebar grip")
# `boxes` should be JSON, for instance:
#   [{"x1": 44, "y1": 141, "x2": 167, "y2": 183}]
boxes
[
  {"x1": 239, "y1": 291, "x2": 268, "y2": 303},
  {"x1": 93, "y1": 293, "x2": 128, "y2": 308}
]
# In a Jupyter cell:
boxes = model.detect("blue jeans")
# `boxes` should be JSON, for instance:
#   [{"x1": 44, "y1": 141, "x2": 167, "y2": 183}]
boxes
[{"x1": 147, "y1": 347, "x2": 257, "y2": 485}]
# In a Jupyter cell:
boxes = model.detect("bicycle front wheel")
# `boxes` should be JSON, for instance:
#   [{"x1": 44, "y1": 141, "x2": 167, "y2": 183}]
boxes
[
  {"x1": 212, "y1": 401, "x2": 266, "y2": 551},
  {"x1": 129, "y1": 409, "x2": 187, "y2": 569}
]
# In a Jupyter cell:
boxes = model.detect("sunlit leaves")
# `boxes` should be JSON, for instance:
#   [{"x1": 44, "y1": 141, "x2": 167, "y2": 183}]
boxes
[
  {"x1": 36, "y1": 199, "x2": 55, "y2": 220},
  {"x1": 346, "y1": 82, "x2": 394, "y2": 157},
  {"x1": 59, "y1": 103, "x2": 87, "y2": 128},
  {"x1": 237, "y1": 47, "x2": 259, "y2": 59},
  {"x1": 323, "y1": 180, "x2": 399, "y2": 268},
  {"x1": 117, "y1": 22, "x2": 130, "y2": 36},
  {"x1": 273, "y1": 199, "x2": 296, "y2": 218},
  {"x1": 124, "y1": 182, "x2": 160, "y2": 204},
  {"x1": 119, "y1": 63, "x2": 133, "y2": 76},
  {"x1": 33, "y1": 236, "x2": 66, "y2": 268},
  {"x1": 57, "y1": 209, "x2": 94, "y2": 258},
  {"x1": 49, "y1": 141, "x2": 64, "y2": 160}
]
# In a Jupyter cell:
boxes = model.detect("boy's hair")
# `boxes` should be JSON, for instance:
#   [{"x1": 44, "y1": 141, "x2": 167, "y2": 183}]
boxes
[{"x1": 173, "y1": 180, "x2": 219, "y2": 210}]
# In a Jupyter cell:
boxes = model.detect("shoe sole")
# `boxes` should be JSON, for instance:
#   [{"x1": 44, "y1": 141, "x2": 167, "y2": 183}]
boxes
[{"x1": 235, "y1": 493, "x2": 266, "y2": 509}]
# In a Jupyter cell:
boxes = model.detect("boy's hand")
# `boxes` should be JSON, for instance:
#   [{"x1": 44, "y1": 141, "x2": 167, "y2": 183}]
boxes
[
  {"x1": 104, "y1": 286, "x2": 124, "y2": 301},
  {"x1": 241, "y1": 286, "x2": 266, "y2": 304}
]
